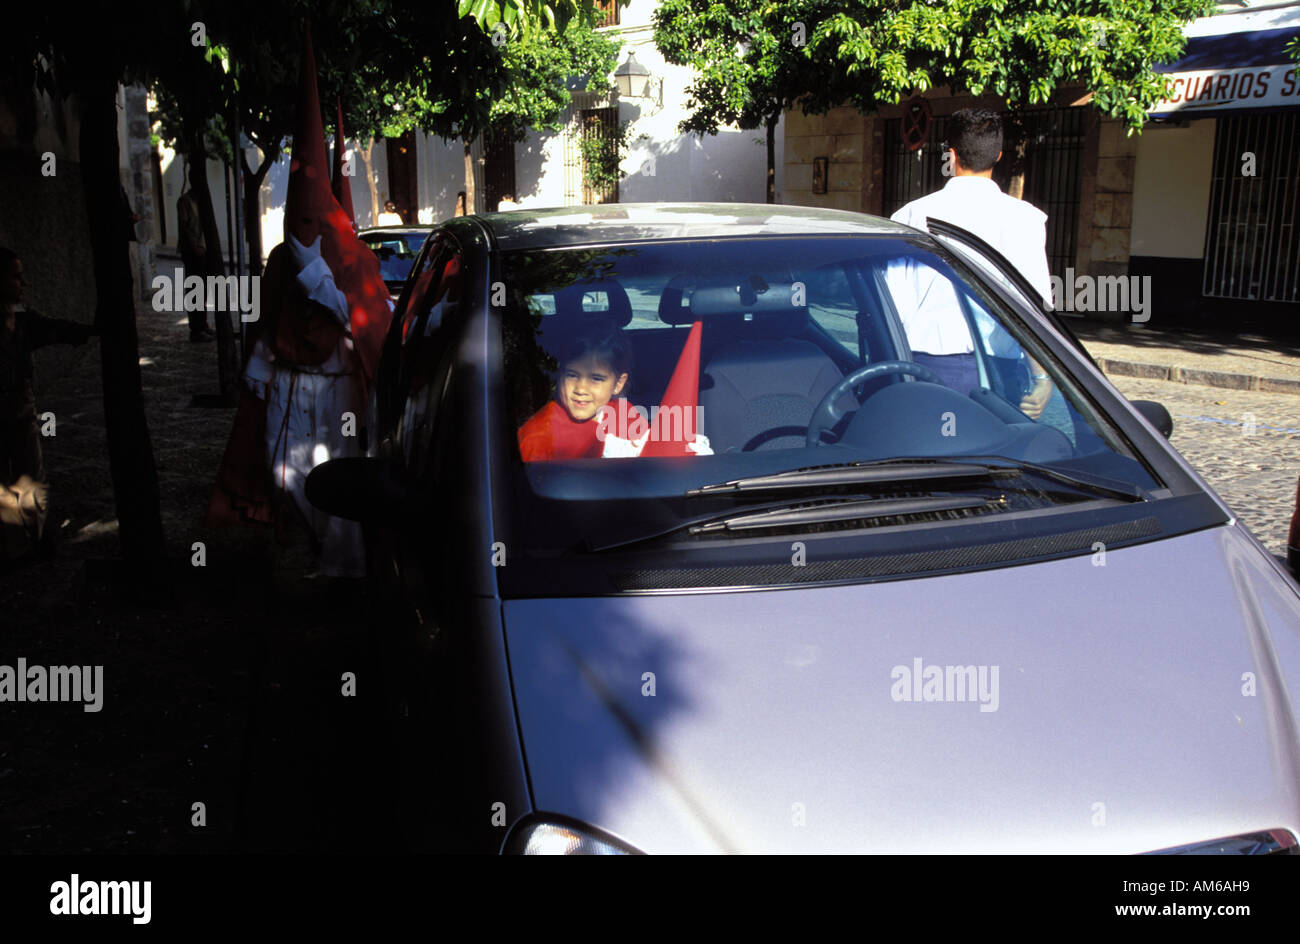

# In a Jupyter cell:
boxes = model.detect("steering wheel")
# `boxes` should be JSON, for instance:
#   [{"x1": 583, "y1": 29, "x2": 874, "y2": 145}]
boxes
[{"x1": 806, "y1": 360, "x2": 944, "y2": 446}]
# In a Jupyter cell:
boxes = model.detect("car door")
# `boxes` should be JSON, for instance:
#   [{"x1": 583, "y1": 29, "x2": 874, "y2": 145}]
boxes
[{"x1": 924, "y1": 217, "x2": 1098, "y2": 367}]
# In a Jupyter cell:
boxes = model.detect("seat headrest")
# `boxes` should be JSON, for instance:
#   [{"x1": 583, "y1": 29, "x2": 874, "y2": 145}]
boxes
[{"x1": 553, "y1": 280, "x2": 633, "y2": 329}]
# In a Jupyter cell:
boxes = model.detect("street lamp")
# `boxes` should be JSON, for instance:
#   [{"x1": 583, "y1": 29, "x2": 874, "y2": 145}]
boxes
[{"x1": 614, "y1": 52, "x2": 661, "y2": 105}]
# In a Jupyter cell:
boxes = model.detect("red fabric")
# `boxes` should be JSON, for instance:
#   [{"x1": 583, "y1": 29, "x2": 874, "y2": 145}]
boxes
[
  {"x1": 264, "y1": 243, "x2": 344, "y2": 366},
  {"x1": 204, "y1": 389, "x2": 273, "y2": 528},
  {"x1": 518, "y1": 399, "x2": 623, "y2": 462},
  {"x1": 640, "y1": 320, "x2": 702, "y2": 457},
  {"x1": 331, "y1": 99, "x2": 356, "y2": 227},
  {"x1": 286, "y1": 22, "x2": 390, "y2": 399}
]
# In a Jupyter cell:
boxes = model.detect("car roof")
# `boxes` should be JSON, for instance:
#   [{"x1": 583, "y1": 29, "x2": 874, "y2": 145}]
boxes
[
  {"x1": 358, "y1": 226, "x2": 433, "y2": 236},
  {"x1": 471, "y1": 202, "x2": 918, "y2": 251}
]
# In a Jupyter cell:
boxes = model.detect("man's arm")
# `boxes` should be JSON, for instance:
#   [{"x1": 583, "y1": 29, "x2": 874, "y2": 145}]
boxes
[{"x1": 21, "y1": 311, "x2": 93, "y2": 350}]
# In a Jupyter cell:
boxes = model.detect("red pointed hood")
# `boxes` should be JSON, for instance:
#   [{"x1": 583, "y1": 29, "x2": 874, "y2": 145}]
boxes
[
  {"x1": 285, "y1": 22, "x2": 390, "y2": 392},
  {"x1": 641, "y1": 320, "x2": 702, "y2": 457},
  {"x1": 331, "y1": 99, "x2": 356, "y2": 227}
]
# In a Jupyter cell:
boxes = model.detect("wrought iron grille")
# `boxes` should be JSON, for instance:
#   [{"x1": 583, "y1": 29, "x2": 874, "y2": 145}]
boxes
[
  {"x1": 580, "y1": 106, "x2": 619, "y2": 205},
  {"x1": 1203, "y1": 112, "x2": 1299, "y2": 303}
]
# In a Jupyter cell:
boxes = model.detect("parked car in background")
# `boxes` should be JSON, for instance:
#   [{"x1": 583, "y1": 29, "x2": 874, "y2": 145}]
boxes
[
  {"x1": 310, "y1": 204, "x2": 1300, "y2": 854},
  {"x1": 358, "y1": 225, "x2": 432, "y2": 299}
]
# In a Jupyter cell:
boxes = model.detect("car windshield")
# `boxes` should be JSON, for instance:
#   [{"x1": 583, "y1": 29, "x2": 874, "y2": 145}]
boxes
[
  {"x1": 362, "y1": 232, "x2": 425, "y2": 285},
  {"x1": 500, "y1": 235, "x2": 1165, "y2": 561}
]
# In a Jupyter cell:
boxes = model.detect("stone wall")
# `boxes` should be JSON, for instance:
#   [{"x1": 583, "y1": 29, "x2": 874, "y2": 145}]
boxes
[
  {"x1": 783, "y1": 105, "x2": 879, "y2": 214},
  {"x1": 1075, "y1": 114, "x2": 1138, "y2": 321}
]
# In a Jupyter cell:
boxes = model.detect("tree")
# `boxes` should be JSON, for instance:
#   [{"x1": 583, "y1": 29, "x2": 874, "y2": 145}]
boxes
[
  {"x1": 798, "y1": 0, "x2": 1218, "y2": 131},
  {"x1": 458, "y1": 0, "x2": 618, "y2": 37},
  {"x1": 655, "y1": 2, "x2": 825, "y2": 202},
  {"x1": 1, "y1": 6, "x2": 167, "y2": 576},
  {"x1": 656, "y1": 0, "x2": 1216, "y2": 201},
  {"x1": 149, "y1": 34, "x2": 243, "y2": 404},
  {"x1": 347, "y1": 10, "x2": 618, "y2": 214}
]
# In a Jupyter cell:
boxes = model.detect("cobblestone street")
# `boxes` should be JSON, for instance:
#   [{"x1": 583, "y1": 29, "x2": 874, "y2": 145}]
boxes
[{"x1": 1107, "y1": 374, "x2": 1299, "y2": 560}]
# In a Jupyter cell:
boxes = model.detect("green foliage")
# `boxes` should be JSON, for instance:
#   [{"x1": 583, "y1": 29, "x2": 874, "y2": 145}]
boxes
[
  {"x1": 655, "y1": 0, "x2": 1219, "y2": 135},
  {"x1": 654, "y1": 0, "x2": 819, "y2": 137},
  {"x1": 492, "y1": 24, "x2": 620, "y2": 138},
  {"x1": 803, "y1": 0, "x2": 1218, "y2": 131},
  {"x1": 457, "y1": 0, "x2": 624, "y2": 38},
  {"x1": 578, "y1": 118, "x2": 634, "y2": 192}
]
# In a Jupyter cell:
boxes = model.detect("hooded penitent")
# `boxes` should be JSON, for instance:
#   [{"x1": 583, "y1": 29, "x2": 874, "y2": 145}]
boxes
[
  {"x1": 331, "y1": 98, "x2": 356, "y2": 228},
  {"x1": 285, "y1": 22, "x2": 390, "y2": 393},
  {"x1": 204, "y1": 23, "x2": 390, "y2": 531}
]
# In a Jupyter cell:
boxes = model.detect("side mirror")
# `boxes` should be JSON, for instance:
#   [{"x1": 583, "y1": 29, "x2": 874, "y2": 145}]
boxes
[
  {"x1": 305, "y1": 456, "x2": 414, "y2": 523},
  {"x1": 1130, "y1": 399, "x2": 1173, "y2": 438}
]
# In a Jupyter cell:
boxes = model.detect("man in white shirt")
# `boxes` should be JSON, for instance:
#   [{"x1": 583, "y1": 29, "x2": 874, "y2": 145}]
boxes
[{"x1": 886, "y1": 108, "x2": 1054, "y2": 419}]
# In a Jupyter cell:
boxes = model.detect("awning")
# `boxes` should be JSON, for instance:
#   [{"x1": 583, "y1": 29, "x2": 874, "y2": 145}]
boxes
[{"x1": 1149, "y1": 4, "x2": 1300, "y2": 117}]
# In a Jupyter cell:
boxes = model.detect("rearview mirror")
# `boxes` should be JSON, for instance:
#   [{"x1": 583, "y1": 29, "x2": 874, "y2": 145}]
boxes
[
  {"x1": 1130, "y1": 400, "x2": 1173, "y2": 438},
  {"x1": 305, "y1": 456, "x2": 414, "y2": 523}
]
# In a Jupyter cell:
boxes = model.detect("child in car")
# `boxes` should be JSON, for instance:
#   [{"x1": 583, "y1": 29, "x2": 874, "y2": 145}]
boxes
[
  {"x1": 518, "y1": 327, "x2": 635, "y2": 462},
  {"x1": 518, "y1": 325, "x2": 713, "y2": 462}
]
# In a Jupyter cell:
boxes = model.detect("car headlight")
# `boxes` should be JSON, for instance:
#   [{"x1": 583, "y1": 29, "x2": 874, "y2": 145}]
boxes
[
  {"x1": 1143, "y1": 829, "x2": 1298, "y2": 855},
  {"x1": 502, "y1": 815, "x2": 643, "y2": 855}
]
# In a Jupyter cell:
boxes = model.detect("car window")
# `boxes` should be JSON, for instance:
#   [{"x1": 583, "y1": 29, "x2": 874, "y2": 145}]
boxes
[
  {"x1": 497, "y1": 236, "x2": 1174, "y2": 575},
  {"x1": 374, "y1": 232, "x2": 463, "y2": 477},
  {"x1": 362, "y1": 232, "x2": 427, "y2": 286}
]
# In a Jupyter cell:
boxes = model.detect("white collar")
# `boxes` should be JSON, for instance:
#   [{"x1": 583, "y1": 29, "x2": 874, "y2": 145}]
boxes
[{"x1": 944, "y1": 175, "x2": 1002, "y2": 192}]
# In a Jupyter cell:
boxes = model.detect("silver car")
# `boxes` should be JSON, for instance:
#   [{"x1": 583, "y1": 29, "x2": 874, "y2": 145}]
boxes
[{"x1": 309, "y1": 204, "x2": 1300, "y2": 854}]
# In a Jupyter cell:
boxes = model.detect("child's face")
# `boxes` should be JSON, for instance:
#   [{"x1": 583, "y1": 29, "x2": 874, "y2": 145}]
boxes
[{"x1": 558, "y1": 351, "x2": 627, "y2": 423}]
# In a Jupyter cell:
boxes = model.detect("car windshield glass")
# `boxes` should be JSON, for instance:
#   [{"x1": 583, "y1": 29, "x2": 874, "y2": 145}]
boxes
[
  {"x1": 362, "y1": 232, "x2": 425, "y2": 284},
  {"x1": 500, "y1": 236, "x2": 1163, "y2": 550}
]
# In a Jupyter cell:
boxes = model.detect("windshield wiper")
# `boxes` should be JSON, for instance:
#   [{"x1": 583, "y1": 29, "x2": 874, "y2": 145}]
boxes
[
  {"x1": 686, "y1": 461, "x2": 1001, "y2": 496},
  {"x1": 686, "y1": 457, "x2": 1146, "y2": 504},
  {"x1": 960, "y1": 456, "x2": 1148, "y2": 503},
  {"x1": 690, "y1": 495, "x2": 1003, "y2": 534}
]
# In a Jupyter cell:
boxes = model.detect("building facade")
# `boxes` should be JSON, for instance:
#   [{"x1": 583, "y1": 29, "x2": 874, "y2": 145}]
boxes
[{"x1": 782, "y1": 0, "x2": 1300, "y2": 330}]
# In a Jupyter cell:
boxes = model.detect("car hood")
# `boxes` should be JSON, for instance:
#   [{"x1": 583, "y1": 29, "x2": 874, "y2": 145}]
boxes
[{"x1": 503, "y1": 524, "x2": 1300, "y2": 853}]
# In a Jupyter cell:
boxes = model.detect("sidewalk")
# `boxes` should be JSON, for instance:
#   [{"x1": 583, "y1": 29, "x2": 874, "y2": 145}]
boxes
[{"x1": 1069, "y1": 320, "x2": 1300, "y2": 396}]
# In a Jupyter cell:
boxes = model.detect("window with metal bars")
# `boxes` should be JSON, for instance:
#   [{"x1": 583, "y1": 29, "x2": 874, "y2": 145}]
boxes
[
  {"x1": 594, "y1": 0, "x2": 620, "y2": 28},
  {"x1": 1202, "y1": 112, "x2": 1299, "y2": 303},
  {"x1": 580, "y1": 106, "x2": 619, "y2": 205}
]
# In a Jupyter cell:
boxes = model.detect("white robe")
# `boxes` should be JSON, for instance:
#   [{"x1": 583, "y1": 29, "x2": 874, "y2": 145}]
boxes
[{"x1": 244, "y1": 251, "x2": 368, "y2": 577}]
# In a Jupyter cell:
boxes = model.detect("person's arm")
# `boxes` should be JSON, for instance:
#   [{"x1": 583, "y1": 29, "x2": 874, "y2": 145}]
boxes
[
  {"x1": 1022, "y1": 209, "x2": 1053, "y2": 312},
  {"x1": 22, "y1": 310, "x2": 93, "y2": 350},
  {"x1": 287, "y1": 234, "x2": 350, "y2": 326},
  {"x1": 1018, "y1": 354, "x2": 1053, "y2": 420}
]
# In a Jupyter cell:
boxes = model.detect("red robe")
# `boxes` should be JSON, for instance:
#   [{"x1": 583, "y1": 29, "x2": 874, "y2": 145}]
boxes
[{"x1": 518, "y1": 399, "x2": 629, "y2": 462}]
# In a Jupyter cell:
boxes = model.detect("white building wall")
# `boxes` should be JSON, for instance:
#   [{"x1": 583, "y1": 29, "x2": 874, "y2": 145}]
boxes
[
  {"x1": 1130, "y1": 119, "x2": 1217, "y2": 259},
  {"x1": 512, "y1": 0, "x2": 783, "y2": 207},
  {"x1": 231, "y1": 0, "x2": 786, "y2": 256}
]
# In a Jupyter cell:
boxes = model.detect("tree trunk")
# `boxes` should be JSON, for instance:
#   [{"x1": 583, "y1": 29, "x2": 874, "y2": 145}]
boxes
[
  {"x1": 240, "y1": 148, "x2": 275, "y2": 279},
  {"x1": 78, "y1": 72, "x2": 165, "y2": 570},
  {"x1": 765, "y1": 114, "x2": 777, "y2": 204},
  {"x1": 463, "y1": 138, "x2": 475, "y2": 216},
  {"x1": 187, "y1": 125, "x2": 239, "y2": 405},
  {"x1": 357, "y1": 139, "x2": 379, "y2": 227}
]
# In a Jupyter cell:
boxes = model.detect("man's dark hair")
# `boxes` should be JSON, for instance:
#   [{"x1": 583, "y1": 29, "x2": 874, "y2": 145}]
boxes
[
  {"x1": 947, "y1": 108, "x2": 1003, "y2": 172},
  {"x1": 0, "y1": 247, "x2": 18, "y2": 271}
]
